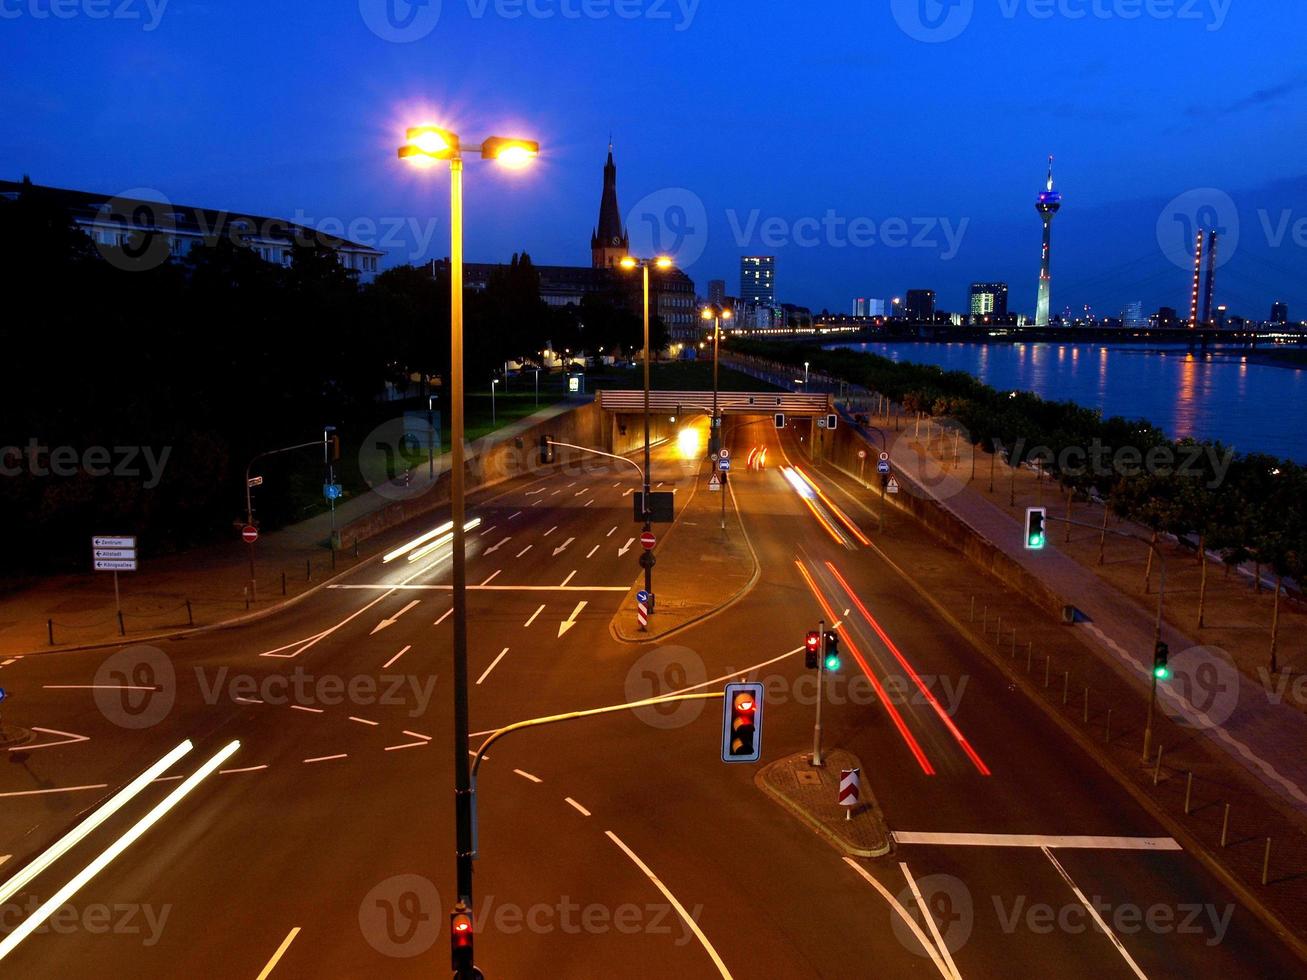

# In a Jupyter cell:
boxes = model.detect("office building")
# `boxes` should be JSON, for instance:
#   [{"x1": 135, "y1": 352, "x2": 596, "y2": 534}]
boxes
[
  {"x1": 740, "y1": 255, "x2": 775, "y2": 305},
  {"x1": 969, "y1": 282, "x2": 1009, "y2": 318}
]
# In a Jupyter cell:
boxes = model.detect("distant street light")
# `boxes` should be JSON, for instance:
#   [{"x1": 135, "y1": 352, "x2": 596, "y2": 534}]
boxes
[
  {"x1": 398, "y1": 121, "x2": 538, "y2": 978},
  {"x1": 491, "y1": 378, "x2": 498, "y2": 425},
  {"x1": 620, "y1": 254, "x2": 673, "y2": 622}
]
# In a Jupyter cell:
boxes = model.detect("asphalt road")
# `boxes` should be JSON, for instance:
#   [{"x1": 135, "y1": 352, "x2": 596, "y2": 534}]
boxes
[{"x1": 0, "y1": 418, "x2": 1300, "y2": 978}]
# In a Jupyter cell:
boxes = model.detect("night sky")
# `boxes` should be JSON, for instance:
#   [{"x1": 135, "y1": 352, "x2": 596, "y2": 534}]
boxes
[{"x1": 4, "y1": 0, "x2": 1305, "y2": 319}]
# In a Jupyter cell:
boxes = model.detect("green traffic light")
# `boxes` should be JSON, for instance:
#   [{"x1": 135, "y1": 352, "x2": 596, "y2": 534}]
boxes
[
  {"x1": 824, "y1": 653, "x2": 841, "y2": 672},
  {"x1": 1154, "y1": 665, "x2": 1170, "y2": 680},
  {"x1": 1029, "y1": 533, "x2": 1045, "y2": 549}
]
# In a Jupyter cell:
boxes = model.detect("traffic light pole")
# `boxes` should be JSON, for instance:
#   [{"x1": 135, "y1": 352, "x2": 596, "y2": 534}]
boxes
[
  {"x1": 641, "y1": 263, "x2": 654, "y2": 614},
  {"x1": 811, "y1": 618, "x2": 825, "y2": 768},
  {"x1": 1043, "y1": 515, "x2": 1167, "y2": 762}
]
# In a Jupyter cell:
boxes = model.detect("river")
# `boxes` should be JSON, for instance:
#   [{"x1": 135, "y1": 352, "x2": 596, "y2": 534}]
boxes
[{"x1": 826, "y1": 341, "x2": 1307, "y2": 462}]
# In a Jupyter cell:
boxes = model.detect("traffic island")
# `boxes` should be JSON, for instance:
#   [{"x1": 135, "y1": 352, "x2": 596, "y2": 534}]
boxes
[
  {"x1": 610, "y1": 460, "x2": 760, "y2": 643},
  {"x1": 0, "y1": 722, "x2": 34, "y2": 749},
  {"x1": 756, "y1": 750, "x2": 892, "y2": 858}
]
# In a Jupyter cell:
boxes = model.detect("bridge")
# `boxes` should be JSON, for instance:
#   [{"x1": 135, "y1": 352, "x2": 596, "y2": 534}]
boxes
[{"x1": 596, "y1": 390, "x2": 832, "y2": 417}]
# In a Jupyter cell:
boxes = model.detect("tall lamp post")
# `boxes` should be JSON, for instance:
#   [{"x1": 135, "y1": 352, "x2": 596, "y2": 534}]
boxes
[
  {"x1": 620, "y1": 254, "x2": 672, "y2": 617},
  {"x1": 398, "y1": 123, "x2": 538, "y2": 979},
  {"x1": 491, "y1": 378, "x2": 498, "y2": 426}
]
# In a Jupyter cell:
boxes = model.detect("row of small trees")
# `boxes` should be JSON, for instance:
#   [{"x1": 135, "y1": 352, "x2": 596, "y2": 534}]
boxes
[{"x1": 733, "y1": 340, "x2": 1305, "y2": 671}]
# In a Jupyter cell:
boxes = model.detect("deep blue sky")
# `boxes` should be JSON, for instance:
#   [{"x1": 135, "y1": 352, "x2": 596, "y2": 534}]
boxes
[{"x1": 3, "y1": 0, "x2": 1305, "y2": 319}]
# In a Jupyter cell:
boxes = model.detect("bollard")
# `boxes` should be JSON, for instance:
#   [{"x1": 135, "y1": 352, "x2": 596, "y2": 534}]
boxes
[
  {"x1": 995, "y1": 616, "x2": 1002, "y2": 642},
  {"x1": 1044, "y1": 656, "x2": 1051, "y2": 687},
  {"x1": 1062, "y1": 671, "x2": 1069, "y2": 705},
  {"x1": 1220, "y1": 803, "x2": 1230, "y2": 847},
  {"x1": 1184, "y1": 771, "x2": 1193, "y2": 814},
  {"x1": 1153, "y1": 745, "x2": 1163, "y2": 785},
  {"x1": 186, "y1": 599, "x2": 194, "y2": 627},
  {"x1": 306, "y1": 559, "x2": 312, "y2": 581},
  {"x1": 970, "y1": 596, "x2": 975, "y2": 622},
  {"x1": 1262, "y1": 839, "x2": 1272, "y2": 886},
  {"x1": 117, "y1": 611, "x2": 125, "y2": 637},
  {"x1": 1083, "y1": 687, "x2": 1089, "y2": 724},
  {"x1": 353, "y1": 538, "x2": 359, "y2": 558},
  {"x1": 48, "y1": 618, "x2": 55, "y2": 646},
  {"x1": 1011, "y1": 630, "x2": 1017, "y2": 658},
  {"x1": 1105, "y1": 708, "x2": 1112, "y2": 744},
  {"x1": 982, "y1": 607, "x2": 988, "y2": 633},
  {"x1": 244, "y1": 587, "x2": 250, "y2": 611},
  {"x1": 1026, "y1": 644, "x2": 1033, "y2": 673},
  {"x1": 282, "y1": 571, "x2": 287, "y2": 596}
]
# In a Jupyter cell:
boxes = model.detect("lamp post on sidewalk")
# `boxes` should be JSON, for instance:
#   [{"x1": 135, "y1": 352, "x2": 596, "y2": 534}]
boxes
[
  {"x1": 621, "y1": 254, "x2": 673, "y2": 615},
  {"x1": 398, "y1": 122, "x2": 538, "y2": 978},
  {"x1": 700, "y1": 303, "x2": 731, "y2": 460}
]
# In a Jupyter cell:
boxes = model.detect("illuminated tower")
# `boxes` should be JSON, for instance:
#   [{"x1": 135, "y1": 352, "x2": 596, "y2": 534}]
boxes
[
  {"x1": 1188, "y1": 231, "x2": 1205, "y2": 328},
  {"x1": 590, "y1": 144, "x2": 629, "y2": 269},
  {"x1": 1201, "y1": 230, "x2": 1218, "y2": 326},
  {"x1": 1034, "y1": 156, "x2": 1061, "y2": 327}
]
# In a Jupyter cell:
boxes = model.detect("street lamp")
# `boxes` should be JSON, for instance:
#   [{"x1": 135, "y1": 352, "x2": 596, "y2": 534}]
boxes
[
  {"x1": 701, "y1": 303, "x2": 732, "y2": 529},
  {"x1": 398, "y1": 121, "x2": 537, "y2": 976},
  {"x1": 804, "y1": 360, "x2": 810, "y2": 388},
  {"x1": 620, "y1": 253, "x2": 673, "y2": 621},
  {"x1": 491, "y1": 378, "x2": 498, "y2": 426}
]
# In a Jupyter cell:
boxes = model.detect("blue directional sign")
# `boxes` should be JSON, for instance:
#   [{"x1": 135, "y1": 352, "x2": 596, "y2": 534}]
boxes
[
  {"x1": 718, "y1": 458, "x2": 731, "y2": 472},
  {"x1": 323, "y1": 483, "x2": 343, "y2": 500},
  {"x1": 0, "y1": 688, "x2": 7, "y2": 703},
  {"x1": 877, "y1": 460, "x2": 890, "y2": 475},
  {"x1": 636, "y1": 590, "x2": 650, "y2": 605}
]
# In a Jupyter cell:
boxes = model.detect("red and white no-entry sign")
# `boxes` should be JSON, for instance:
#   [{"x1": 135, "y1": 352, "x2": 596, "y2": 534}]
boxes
[
  {"x1": 640, "y1": 530, "x2": 656, "y2": 550},
  {"x1": 839, "y1": 768, "x2": 861, "y2": 808},
  {"x1": 242, "y1": 525, "x2": 259, "y2": 544}
]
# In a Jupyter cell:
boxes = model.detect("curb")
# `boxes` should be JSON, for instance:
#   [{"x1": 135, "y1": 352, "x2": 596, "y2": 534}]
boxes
[
  {"x1": 755, "y1": 752, "x2": 893, "y2": 859},
  {"x1": 608, "y1": 467, "x2": 762, "y2": 645}
]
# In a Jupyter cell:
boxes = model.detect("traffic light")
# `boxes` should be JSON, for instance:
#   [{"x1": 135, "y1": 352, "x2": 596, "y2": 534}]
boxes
[
  {"x1": 823, "y1": 629, "x2": 842, "y2": 672},
  {"x1": 1153, "y1": 641, "x2": 1170, "y2": 681},
  {"x1": 826, "y1": 414, "x2": 838, "y2": 430},
  {"x1": 1025, "y1": 507, "x2": 1047, "y2": 550},
  {"x1": 805, "y1": 630, "x2": 820, "y2": 669},
  {"x1": 450, "y1": 906, "x2": 474, "y2": 971},
  {"x1": 721, "y1": 681, "x2": 763, "y2": 763},
  {"x1": 328, "y1": 434, "x2": 341, "y2": 461},
  {"x1": 774, "y1": 412, "x2": 786, "y2": 429}
]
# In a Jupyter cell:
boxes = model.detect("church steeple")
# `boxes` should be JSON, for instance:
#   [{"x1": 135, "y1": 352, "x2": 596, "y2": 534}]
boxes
[{"x1": 591, "y1": 144, "x2": 629, "y2": 268}]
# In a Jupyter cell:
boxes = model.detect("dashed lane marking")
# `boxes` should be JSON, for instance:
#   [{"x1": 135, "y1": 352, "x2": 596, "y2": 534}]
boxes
[
  {"x1": 524, "y1": 604, "x2": 546, "y2": 628},
  {"x1": 383, "y1": 645, "x2": 412, "y2": 670},
  {"x1": 513, "y1": 769, "x2": 542, "y2": 783},
  {"x1": 565, "y1": 797, "x2": 591, "y2": 817}
]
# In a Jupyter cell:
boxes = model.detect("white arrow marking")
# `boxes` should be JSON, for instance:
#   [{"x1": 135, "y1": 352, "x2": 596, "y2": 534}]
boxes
[
  {"x1": 558, "y1": 601, "x2": 588, "y2": 638},
  {"x1": 371, "y1": 599, "x2": 420, "y2": 635},
  {"x1": 8, "y1": 728, "x2": 91, "y2": 753},
  {"x1": 485, "y1": 537, "x2": 511, "y2": 555},
  {"x1": 618, "y1": 537, "x2": 635, "y2": 556},
  {"x1": 552, "y1": 537, "x2": 575, "y2": 557}
]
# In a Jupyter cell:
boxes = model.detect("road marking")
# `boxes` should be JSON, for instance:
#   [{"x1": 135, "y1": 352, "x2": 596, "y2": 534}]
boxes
[
  {"x1": 434, "y1": 609, "x2": 453, "y2": 626},
  {"x1": 291, "y1": 705, "x2": 324, "y2": 714},
  {"x1": 0, "y1": 856, "x2": 8, "y2": 867},
  {"x1": 532, "y1": 500, "x2": 543, "y2": 506},
  {"x1": 349, "y1": 716, "x2": 379, "y2": 727},
  {"x1": 383, "y1": 645, "x2": 412, "y2": 670},
  {"x1": 567, "y1": 481, "x2": 577, "y2": 488},
  {"x1": 476, "y1": 648, "x2": 510, "y2": 686},
  {"x1": 900, "y1": 862, "x2": 962, "y2": 980},
  {"x1": 656, "y1": 482, "x2": 663, "y2": 488},
  {"x1": 526, "y1": 489, "x2": 545, "y2": 496},
  {"x1": 484, "y1": 537, "x2": 511, "y2": 555},
  {"x1": 0, "y1": 660, "x2": 14, "y2": 667},
  {"x1": 7, "y1": 728, "x2": 91, "y2": 753},
  {"x1": 843, "y1": 857, "x2": 954, "y2": 980},
  {"x1": 219, "y1": 765, "x2": 268, "y2": 775},
  {"x1": 1042, "y1": 846, "x2": 1149, "y2": 978},
  {"x1": 516, "y1": 545, "x2": 533, "y2": 558},
  {"x1": 303, "y1": 754, "x2": 346, "y2": 764},
  {"x1": 551, "y1": 489, "x2": 562, "y2": 496},
  {"x1": 384, "y1": 741, "x2": 429, "y2": 751},
  {"x1": 42, "y1": 684, "x2": 158, "y2": 691},
  {"x1": 607, "y1": 526, "x2": 616, "y2": 537},
  {"x1": 371, "y1": 598, "x2": 421, "y2": 635},
  {"x1": 0, "y1": 743, "x2": 239, "y2": 964},
  {"x1": 586, "y1": 544, "x2": 599, "y2": 558},
  {"x1": 0, "y1": 784, "x2": 109, "y2": 799},
  {"x1": 256, "y1": 926, "x2": 301, "y2": 980},
  {"x1": 574, "y1": 488, "x2": 589, "y2": 496},
  {"x1": 552, "y1": 536, "x2": 575, "y2": 556},
  {"x1": 565, "y1": 797, "x2": 591, "y2": 817},
  {"x1": 404, "y1": 730, "x2": 432, "y2": 741},
  {"x1": 524, "y1": 604, "x2": 545, "y2": 628},
  {"x1": 617, "y1": 537, "x2": 635, "y2": 556},
  {"x1": 560, "y1": 570, "x2": 577, "y2": 587},
  {"x1": 584, "y1": 499, "x2": 594, "y2": 507},
  {"x1": 606, "y1": 831, "x2": 733, "y2": 979},
  {"x1": 331, "y1": 584, "x2": 629, "y2": 592},
  {"x1": 558, "y1": 600, "x2": 587, "y2": 638},
  {"x1": 234, "y1": 696, "x2": 264, "y2": 704},
  {"x1": 257, "y1": 630, "x2": 329, "y2": 658},
  {"x1": 513, "y1": 769, "x2": 542, "y2": 783},
  {"x1": 480, "y1": 525, "x2": 497, "y2": 536},
  {"x1": 509, "y1": 511, "x2": 523, "y2": 519},
  {"x1": 544, "y1": 525, "x2": 558, "y2": 536},
  {"x1": 480, "y1": 569, "x2": 502, "y2": 586},
  {"x1": 892, "y1": 832, "x2": 1181, "y2": 851},
  {"x1": 622, "y1": 488, "x2": 633, "y2": 497}
]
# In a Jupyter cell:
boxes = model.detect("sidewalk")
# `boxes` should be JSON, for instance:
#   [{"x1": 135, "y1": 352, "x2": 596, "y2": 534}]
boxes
[{"x1": 0, "y1": 402, "x2": 579, "y2": 656}]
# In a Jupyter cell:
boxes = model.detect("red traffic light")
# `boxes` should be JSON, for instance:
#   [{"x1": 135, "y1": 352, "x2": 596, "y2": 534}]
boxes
[
  {"x1": 451, "y1": 910, "x2": 473, "y2": 948},
  {"x1": 722, "y1": 682, "x2": 764, "y2": 763},
  {"x1": 805, "y1": 631, "x2": 820, "y2": 650}
]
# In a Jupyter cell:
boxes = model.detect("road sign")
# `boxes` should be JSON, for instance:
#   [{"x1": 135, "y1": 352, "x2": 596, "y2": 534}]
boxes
[
  {"x1": 709, "y1": 473, "x2": 721, "y2": 492},
  {"x1": 93, "y1": 559, "x2": 137, "y2": 571},
  {"x1": 719, "y1": 447, "x2": 729, "y2": 460},
  {"x1": 93, "y1": 548, "x2": 135, "y2": 560},
  {"x1": 879, "y1": 451, "x2": 889, "y2": 461},
  {"x1": 242, "y1": 525, "x2": 259, "y2": 544},
  {"x1": 839, "y1": 768, "x2": 861, "y2": 807},
  {"x1": 718, "y1": 457, "x2": 731, "y2": 471},
  {"x1": 886, "y1": 476, "x2": 900, "y2": 494},
  {"x1": 877, "y1": 460, "x2": 890, "y2": 475},
  {"x1": 857, "y1": 450, "x2": 866, "y2": 460},
  {"x1": 324, "y1": 482, "x2": 343, "y2": 500},
  {"x1": 637, "y1": 590, "x2": 650, "y2": 604},
  {"x1": 0, "y1": 688, "x2": 7, "y2": 703},
  {"x1": 816, "y1": 417, "x2": 826, "y2": 429},
  {"x1": 247, "y1": 475, "x2": 264, "y2": 488},
  {"x1": 636, "y1": 592, "x2": 650, "y2": 629},
  {"x1": 640, "y1": 531, "x2": 656, "y2": 550},
  {"x1": 92, "y1": 536, "x2": 135, "y2": 549}
]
